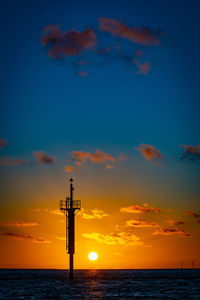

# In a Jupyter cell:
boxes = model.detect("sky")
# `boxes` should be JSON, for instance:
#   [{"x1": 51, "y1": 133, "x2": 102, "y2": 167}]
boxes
[{"x1": 0, "y1": 0, "x2": 199, "y2": 269}]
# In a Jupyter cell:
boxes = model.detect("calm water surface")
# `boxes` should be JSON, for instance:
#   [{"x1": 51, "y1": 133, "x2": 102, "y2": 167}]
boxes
[{"x1": 0, "y1": 269, "x2": 200, "y2": 299}]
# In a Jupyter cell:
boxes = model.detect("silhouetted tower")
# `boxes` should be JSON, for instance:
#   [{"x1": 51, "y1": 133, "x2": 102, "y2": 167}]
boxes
[
  {"x1": 191, "y1": 260, "x2": 195, "y2": 269},
  {"x1": 60, "y1": 178, "x2": 81, "y2": 280},
  {"x1": 180, "y1": 261, "x2": 184, "y2": 269}
]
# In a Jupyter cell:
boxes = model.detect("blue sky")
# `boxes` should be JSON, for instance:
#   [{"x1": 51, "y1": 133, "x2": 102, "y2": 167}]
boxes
[{"x1": 0, "y1": 0, "x2": 199, "y2": 213}]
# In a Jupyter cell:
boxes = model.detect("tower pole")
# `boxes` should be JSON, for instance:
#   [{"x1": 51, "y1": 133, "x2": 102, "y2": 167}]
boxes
[
  {"x1": 60, "y1": 178, "x2": 81, "y2": 281},
  {"x1": 69, "y1": 178, "x2": 74, "y2": 281}
]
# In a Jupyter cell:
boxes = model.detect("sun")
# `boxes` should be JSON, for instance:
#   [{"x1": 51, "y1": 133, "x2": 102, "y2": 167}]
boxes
[{"x1": 88, "y1": 252, "x2": 98, "y2": 261}]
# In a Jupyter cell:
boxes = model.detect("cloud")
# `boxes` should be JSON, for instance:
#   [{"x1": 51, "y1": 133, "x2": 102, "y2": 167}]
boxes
[
  {"x1": 65, "y1": 149, "x2": 125, "y2": 172},
  {"x1": 41, "y1": 25, "x2": 97, "y2": 58},
  {"x1": 105, "y1": 164, "x2": 115, "y2": 170},
  {"x1": 1, "y1": 232, "x2": 51, "y2": 243},
  {"x1": 0, "y1": 157, "x2": 32, "y2": 166},
  {"x1": 165, "y1": 219, "x2": 185, "y2": 226},
  {"x1": 65, "y1": 165, "x2": 77, "y2": 172},
  {"x1": 153, "y1": 228, "x2": 191, "y2": 238},
  {"x1": 180, "y1": 145, "x2": 200, "y2": 161},
  {"x1": 81, "y1": 208, "x2": 108, "y2": 219},
  {"x1": 0, "y1": 151, "x2": 55, "y2": 166},
  {"x1": 125, "y1": 219, "x2": 159, "y2": 227},
  {"x1": 136, "y1": 144, "x2": 165, "y2": 165},
  {"x1": 77, "y1": 71, "x2": 88, "y2": 77},
  {"x1": 186, "y1": 211, "x2": 200, "y2": 223},
  {"x1": 99, "y1": 18, "x2": 162, "y2": 46},
  {"x1": 41, "y1": 20, "x2": 167, "y2": 77},
  {"x1": 82, "y1": 231, "x2": 143, "y2": 246},
  {"x1": 72, "y1": 149, "x2": 116, "y2": 165},
  {"x1": 34, "y1": 151, "x2": 55, "y2": 164},
  {"x1": 50, "y1": 209, "x2": 64, "y2": 216},
  {"x1": 2, "y1": 221, "x2": 38, "y2": 227},
  {"x1": 0, "y1": 139, "x2": 9, "y2": 149},
  {"x1": 29, "y1": 208, "x2": 50, "y2": 213},
  {"x1": 133, "y1": 58, "x2": 151, "y2": 75},
  {"x1": 54, "y1": 236, "x2": 66, "y2": 241},
  {"x1": 120, "y1": 203, "x2": 161, "y2": 214},
  {"x1": 29, "y1": 208, "x2": 64, "y2": 216}
]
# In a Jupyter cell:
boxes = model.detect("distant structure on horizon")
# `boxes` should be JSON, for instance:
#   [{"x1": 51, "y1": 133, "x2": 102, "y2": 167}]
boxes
[
  {"x1": 60, "y1": 178, "x2": 81, "y2": 280},
  {"x1": 180, "y1": 261, "x2": 184, "y2": 269}
]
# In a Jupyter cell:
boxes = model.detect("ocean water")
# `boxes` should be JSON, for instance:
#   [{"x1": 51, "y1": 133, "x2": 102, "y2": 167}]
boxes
[{"x1": 0, "y1": 269, "x2": 200, "y2": 299}]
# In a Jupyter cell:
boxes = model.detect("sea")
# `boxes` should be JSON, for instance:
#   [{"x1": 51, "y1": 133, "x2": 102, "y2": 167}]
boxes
[{"x1": 0, "y1": 269, "x2": 200, "y2": 299}]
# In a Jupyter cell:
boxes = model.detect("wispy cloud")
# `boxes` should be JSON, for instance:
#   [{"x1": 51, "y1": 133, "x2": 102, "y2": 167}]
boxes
[
  {"x1": 29, "y1": 208, "x2": 64, "y2": 216},
  {"x1": 54, "y1": 236, "x2": 66, "y2": 241},
  {"x1": 41, "y1": 25, "x2": 97, "y2": 58},
  {"x1": 2, "y1": 221, "x2": 38, "y2": 227},
  {"x1": 50, "y1": 209, "x2": 64, "y2": 216},
  {"x1": 180, "y1": 145, "x2": 200, "y2": 161},
  {"x1": 153, "y1": 228, "x2": 191, "y2": 238},
  {"x1": 165, "y1": 219, "x2": 185, "y2": 226},
  {"x1": 82, "y1": 232, "x2": 143, "y2": 246},
  {"x1": 185, "y1": 211, "x2": 200, "y2": 223},
  {"x1": 72, "y1": 150, "x2": 116, "y2": 165},
  {"x1": 65, "y1": 149, "x2": 126, "y2": 172},
  {"x1": 125, "y1": 219, "x2": 159, "y2": 227},
  {"x1": 0, "y1": 139, "x2": 9, "y2": 149},
  {"x1": 1, "y1": 232, "x2": 51, "y2": 243},
  {"x1": 136, "y1": 144, "x2": 165, "y2": 165},
  {"x1": 29, "y1": 208, "x2": 50, "y2": 213},
  {"x1": 133, "y1": 58, "x2": 151, "y2": 75},
  {"x1": 77, "y1": 71, "x2": 88, "y2": 77},
  {"x1": 0, "y1": 151, "x2": 55, "y2": 166},
  {"x1": 81, "y1": 208, "x2": 108, "y2": 219},
  {"x1": 99, "y1": 18, "x2": 162, "y2": 46},
  {"x1": 33, "y1": 151, "x2": 55, "y2": 164},
  {"x1": 120, "y1": 203, "x2": 161, "y2": 214},
  {"x1": 65, "y1": 165, "x2": 76, "y2": 172},
  {"x1": 0, "y1": 158, "x2": 33, "y2": 166}
]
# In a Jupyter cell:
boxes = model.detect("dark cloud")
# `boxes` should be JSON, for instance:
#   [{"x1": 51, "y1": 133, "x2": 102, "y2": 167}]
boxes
[
  {"x1": 136, "y1": 144, "x2": 165, "y2": 165},
  {"x1": 153, "y1": 228, "x2": 191, "y2": 238},
  {"x1": 34, "y1": 151, "x2": 55, "y2": 164},
  {"x1": 99, "y1": 18, "x2": 162, "y2": 46},
  {"x1": 0, "y1": 151, "x2": 55, "y2": 166},
  {"x1": 0, "y1": 139, "x2": 9, "y2": 149},
  {"x1": 0, "y1": 157, "x2": 32, "y2": 166},
  {"x1": 1, "y1": 232, "x2": 51, "y2": 243},
  {"x1": 2, "y1": 221, "x2": 38, "y2": 227},
  {"x1": 165, "y1": 219, "x2": 185, "y2": 226},
  {"x1": 186, "y1": 211, "x2": 200, "y2": 223},
  {"x1": 125, "y1": 219, "x2": 159, "y2": 227},
  {"x1": 180, "y1": 145, "x2": 200, "y2": 161},
  {"x1": 41, "y1": 19, "x2": 167, "y2": 76},
  {"x1": 41, "y1": 25, "x2": 97, "y2": 58}
]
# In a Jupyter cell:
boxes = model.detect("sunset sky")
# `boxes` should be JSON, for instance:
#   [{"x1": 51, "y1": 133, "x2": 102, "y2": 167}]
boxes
[{"x1": 0, "y1": 0, "x2": 199, "y2": 269}]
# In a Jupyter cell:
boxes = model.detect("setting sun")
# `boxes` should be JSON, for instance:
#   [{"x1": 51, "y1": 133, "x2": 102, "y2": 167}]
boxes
[{"x1": 88, "y1": 252, "x2": 98, "y2": 261}]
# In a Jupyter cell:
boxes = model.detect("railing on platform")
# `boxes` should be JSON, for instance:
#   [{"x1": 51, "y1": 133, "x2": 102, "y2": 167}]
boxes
[{"x1": 60, "y1": 199, "x2": 81, "y2": 211}]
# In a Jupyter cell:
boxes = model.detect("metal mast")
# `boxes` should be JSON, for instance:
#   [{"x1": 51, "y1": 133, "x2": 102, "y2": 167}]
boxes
[{"x1": 60, "y1": 178, "x2": 81, "y2": 280}]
